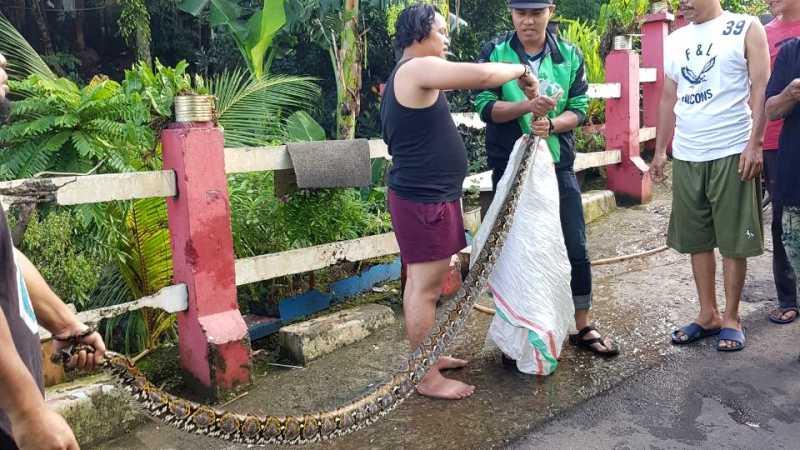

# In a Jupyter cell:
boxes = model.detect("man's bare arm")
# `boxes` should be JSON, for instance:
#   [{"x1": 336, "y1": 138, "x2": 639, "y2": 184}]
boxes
[
  {"x1": 490, "y1": 100, "x2": 535, "y2": 123},
  {"x1": 0, "y1": 306, "x2": 79, "y2": 449},
  {"x1": 0, "y1": 308, "x2": 46, "y2": 427},
  {"x1": 15, "y1": 249, "x2": 106, "y2": 369},
  {"x1": 403, "y1": 56, "x2": 530, "y2": 92},
  {"x1": 740, "y1": 20, "x2": 771, "y2": 180},
  {"x1": 654, "y1": 77, "x2": 678, "y2": 156},
  {"x1": 766, "y1": 79, "x2": 800, "y2": 120},
  {"x1": 649, "y1": 76, "x2": 678, "y2": 183}
]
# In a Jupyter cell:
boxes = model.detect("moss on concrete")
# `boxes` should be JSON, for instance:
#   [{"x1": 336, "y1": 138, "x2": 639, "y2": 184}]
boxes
[{"x1": 54, "y1": 383, "x2": 145, "y2": 448}]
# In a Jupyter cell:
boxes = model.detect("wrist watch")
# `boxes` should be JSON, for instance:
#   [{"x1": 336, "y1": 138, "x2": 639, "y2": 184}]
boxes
[
  {"x1": 519, "y1": 64, "x2": 531, "y2": 80},
  {"x1": 547, "y1": 116, "x2": 555, "y2": 134}
]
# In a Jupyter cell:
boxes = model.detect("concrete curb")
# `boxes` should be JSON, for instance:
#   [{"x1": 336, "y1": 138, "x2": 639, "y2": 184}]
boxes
[
  {"x1": 582, "y1": 190, "x2": 617, "y2": 224},
  {"x1": 46, "y1": 374, "x2": 144, "y2": 447},
  {"x1": 279, "y1": 303, "x2": 396, "y2": 364}
]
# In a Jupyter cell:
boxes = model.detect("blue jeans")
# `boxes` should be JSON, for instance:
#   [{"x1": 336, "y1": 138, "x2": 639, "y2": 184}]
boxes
[
  {"x1": 491, "y1": 165, "x2": 592, "y2": 310},
  {"x1": 764, "y1": 151, "x2": 798, "y2": 309}
]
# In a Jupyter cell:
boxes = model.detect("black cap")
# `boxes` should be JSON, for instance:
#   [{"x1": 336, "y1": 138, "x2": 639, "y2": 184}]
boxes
[{"x1": 508, "y1": 0, "x2": 554, "y2": 9}]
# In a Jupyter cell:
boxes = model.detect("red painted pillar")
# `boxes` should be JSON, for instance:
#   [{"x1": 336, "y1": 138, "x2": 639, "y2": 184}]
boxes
[
  {"x1": 162, "y1": 122, "x2": 251, "y2": 397},
  {"x1": 604, "y1": 48, "x2": 652, "y2": 204},
  {"x1": 641, "y1": 11, "x2": 674, "y2": 152}
]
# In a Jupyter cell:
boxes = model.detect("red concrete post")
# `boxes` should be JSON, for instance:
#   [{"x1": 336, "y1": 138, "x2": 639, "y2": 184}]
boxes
[
  {"x1": 604, "y1": 48, "x2": 652, "y2": 204},
  {"x1": 641, "y1": 11, "x2": 674, "y2": 153},
  {"x1": 162, "y1": 122, "x2": 251, "y2": 397}
]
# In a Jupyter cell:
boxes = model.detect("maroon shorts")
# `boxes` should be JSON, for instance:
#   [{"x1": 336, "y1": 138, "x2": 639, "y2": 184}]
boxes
[{"x1": 389, "y1": 189, "x2": 467, "y2": 264}]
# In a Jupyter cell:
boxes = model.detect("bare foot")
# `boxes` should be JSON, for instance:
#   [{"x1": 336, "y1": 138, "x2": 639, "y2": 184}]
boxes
[
  {"x1": 436, "y1": 356, "x2": 469, "y2": 371},
  {"x1": 416, "y1": 369, "x2": 475, "y2": 400}
]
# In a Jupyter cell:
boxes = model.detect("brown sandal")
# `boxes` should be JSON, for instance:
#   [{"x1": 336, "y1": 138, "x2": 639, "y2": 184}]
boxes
[{"x1": 768, "y1": 307, "x2": 798, "y2": 324}]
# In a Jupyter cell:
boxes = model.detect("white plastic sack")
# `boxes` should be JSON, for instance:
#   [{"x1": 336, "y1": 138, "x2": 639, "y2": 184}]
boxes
[{"x1": 471, "y1": 137, "x2": 574, "y2": 375}]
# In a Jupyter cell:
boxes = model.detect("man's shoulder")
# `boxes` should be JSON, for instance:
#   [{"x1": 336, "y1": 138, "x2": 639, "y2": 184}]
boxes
[
  {"x1": 665, "y1": 26, "x2": 689, "y2": 46},
  {"x1": 554, "y1": 36, "x2": 580, "y2": 55},
  {"x1": 722, "y1": 10, "x2": 756, "y2": 22},
  {"x1": 778, "y1": 37, "x2": 800, "y2": 58}
]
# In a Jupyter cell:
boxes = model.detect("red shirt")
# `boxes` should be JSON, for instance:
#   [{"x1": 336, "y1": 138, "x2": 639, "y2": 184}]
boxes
[{"x1": 764, "y1": 18, "x2": 800, "y2": 151}]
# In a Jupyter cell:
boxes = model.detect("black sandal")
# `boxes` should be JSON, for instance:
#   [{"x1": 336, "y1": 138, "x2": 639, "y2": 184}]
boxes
[{"x1": 569, "y1": 325, "x2": 620, "y2": 358}]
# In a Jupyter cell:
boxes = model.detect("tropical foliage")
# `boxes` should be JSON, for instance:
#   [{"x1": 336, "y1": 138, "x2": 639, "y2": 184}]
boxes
[
  {"x1": 560, "y1": 19, "x2": 605, "y2": 123},
  {"x1": 178, "y1": 0, "x2": 287, "y2": 79},
  {"x1": 0, "y1": 12, "x2": 55, "y2": 81},
  {"x1": 210, "y1": 70, "x2": 319, "y2": 147},
  {"x1": 88, "y1": 198, "x2": 176, "y2": 353},
  {"x1": 13, "y1": 209, "x2": 103, "y2": 311},
  {"x1": 596, "y1": 0, "x2": 650, "y2": 58},
  {"x1": 0, "y1": 75, "x2": 151, "y2": 179}
]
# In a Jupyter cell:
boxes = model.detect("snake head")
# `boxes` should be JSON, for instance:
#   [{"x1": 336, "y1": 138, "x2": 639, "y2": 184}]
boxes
[{"x1": 50, "y1": 343, "x2": 96, "y2": 367}]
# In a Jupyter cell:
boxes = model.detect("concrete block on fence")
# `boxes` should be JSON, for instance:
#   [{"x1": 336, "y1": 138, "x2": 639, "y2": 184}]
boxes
[
  {"x1": 47, "y1": 375, "x2": 144, "y2": 448},
  {"x1": 279, "y1": 304, "x2": 395, "y2": 364},
  {"x1": 582, "y1": 190, "x2": 617, "y2": 224}
]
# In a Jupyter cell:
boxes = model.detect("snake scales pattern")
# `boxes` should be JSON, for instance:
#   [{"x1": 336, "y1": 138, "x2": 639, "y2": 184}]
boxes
[{"x1": 58, "y1": 137, "x2": 540, "y2": 446}]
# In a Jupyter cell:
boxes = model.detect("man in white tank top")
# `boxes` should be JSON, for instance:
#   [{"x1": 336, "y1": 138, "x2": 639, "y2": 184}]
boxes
[{"x1": 650, "y1": 0, "x2": 770, "y2": 352}]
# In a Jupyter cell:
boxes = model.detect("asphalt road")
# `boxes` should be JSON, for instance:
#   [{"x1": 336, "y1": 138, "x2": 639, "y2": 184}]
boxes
[{"x1": 511, "y1": 315, "x2": 800, "y2": 450}]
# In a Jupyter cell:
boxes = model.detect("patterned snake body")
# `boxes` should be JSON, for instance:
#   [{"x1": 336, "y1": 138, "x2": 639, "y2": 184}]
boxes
[{"x1": 65, "y1": 137, "x2": 539, "y2": 445}]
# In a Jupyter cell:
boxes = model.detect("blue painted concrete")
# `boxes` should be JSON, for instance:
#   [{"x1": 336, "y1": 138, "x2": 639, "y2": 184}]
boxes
[
  {"x1": 244, "y1": 315, "x2": 283, "y2": 341},
  {"x1": 278, "y1": 289, "x2": 332, "y2": 323},
  {"x1": 247, "y1": 259, "x2": 401, "y2": 339},
  {"x1": 330, "y1": 259, "x2": 401, "y2": 302}
]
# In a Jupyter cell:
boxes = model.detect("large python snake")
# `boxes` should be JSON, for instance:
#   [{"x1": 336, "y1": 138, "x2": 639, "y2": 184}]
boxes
[{"x1": 54, "y1": 136, "x2": 540, "y2": 446}]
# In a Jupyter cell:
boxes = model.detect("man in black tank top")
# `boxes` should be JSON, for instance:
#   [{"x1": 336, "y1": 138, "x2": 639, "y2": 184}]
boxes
[
  {"x1": 0, "y1": 52, "x2": 107, "y2": 450},
  {"x1": 381, "y1": 5, "x2": 537, "y2": 400}
]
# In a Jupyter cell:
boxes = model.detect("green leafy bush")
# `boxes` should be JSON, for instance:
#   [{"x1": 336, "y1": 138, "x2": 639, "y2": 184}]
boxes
[
  {"x1": 556, "y1": 0, "x2": 606, "y2": 21},
  {"x1": 457, "y1": 125, "x2": 488, "y2": 173},
  {"x1": 16, "y1": 209, "x2": 103, "y2": 311},
  {"x1": 228, "y1": 172, "x2": 290, "y2": 258},
  {"x1": 560, "y1": 19, "x2": 605, "y2": 123},
  {"x1": 574, "y1": 126, "x2": 606, "y2": 153},
  {"x1": 0, "y1": 75, "x2": 152, "y2": 179},
  {"x1": 275, "y1": 188, "x2": 391, "y2": 248}
]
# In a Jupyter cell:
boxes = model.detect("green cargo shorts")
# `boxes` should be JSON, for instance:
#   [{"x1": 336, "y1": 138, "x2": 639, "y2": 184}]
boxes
[{"x1": 667, "y1": 153, "x2": 763, "y2": 258}]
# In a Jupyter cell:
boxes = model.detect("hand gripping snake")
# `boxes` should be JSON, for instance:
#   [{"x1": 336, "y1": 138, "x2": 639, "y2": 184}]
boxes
[{"x1": 53, "y1": 136, "x2": 541, "y2": 446}]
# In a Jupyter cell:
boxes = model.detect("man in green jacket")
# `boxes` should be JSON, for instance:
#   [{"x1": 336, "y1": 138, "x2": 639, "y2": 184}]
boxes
[{"x1": 475, "y1": 0, "x2": 619, "y2": 357}]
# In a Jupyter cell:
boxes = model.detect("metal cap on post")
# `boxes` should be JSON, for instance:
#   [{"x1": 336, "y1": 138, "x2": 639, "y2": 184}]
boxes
[
  {"x1": 613, "y1": 35, "x2": 634, "y2": 51},
  {"x1": 174, "y1": 95, "x2": 215, "y2": 123},
  {"x1": 650, "y1": 1, "x2": 668, "y2": 13}
]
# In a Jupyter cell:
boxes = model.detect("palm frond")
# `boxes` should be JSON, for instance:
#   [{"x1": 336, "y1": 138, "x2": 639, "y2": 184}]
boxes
[
  {"x1": 0, "y1": 13, "x2": 55, "y2": 80},
  {"x1": 209, "y1": 70, "x2": 320, "y2": 146},
  {"x1": 117, "y1": 198, "x2": 173, "y2": 299}
]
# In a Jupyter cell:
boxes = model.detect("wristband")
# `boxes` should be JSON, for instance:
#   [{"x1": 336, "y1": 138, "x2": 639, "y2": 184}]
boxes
[{"x1": 519, "y1": 64, "x2": 531, "y2": 80}]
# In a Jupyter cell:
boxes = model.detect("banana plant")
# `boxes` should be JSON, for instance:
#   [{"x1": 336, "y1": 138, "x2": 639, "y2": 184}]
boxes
[{"x1": 178, "y1": 0, "x2": 286, "y2": 79}]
